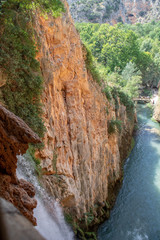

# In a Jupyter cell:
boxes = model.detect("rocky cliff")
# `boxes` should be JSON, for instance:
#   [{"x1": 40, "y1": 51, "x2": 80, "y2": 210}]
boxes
[
  {"x1": 0, "y1": 105, "x2": 40, "y2": 225},
  {"x1": 32, "y1": 1, "x2": 135, "y2": 230},
  {"x1": 154, "y1": 92, "x2": 160, "y2": 122},
  {"x1": 68, "y1": 0, "x2": 160, "y2": 24}
]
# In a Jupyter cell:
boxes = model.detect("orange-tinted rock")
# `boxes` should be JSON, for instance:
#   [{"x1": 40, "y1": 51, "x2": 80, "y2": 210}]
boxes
[
  {"x1": 0, "y1": 105, "x2": 41, "y2": 181},
  {"x1": 32, "y1": 2, "x2": 135, "y2": 224},
  {"x1": 0, "y1": 105, "x2": 41, "y2": 225}
]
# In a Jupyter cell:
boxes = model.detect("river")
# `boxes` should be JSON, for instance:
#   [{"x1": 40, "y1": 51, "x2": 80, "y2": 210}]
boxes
[{"x1": 98, "y1": 104, "x2": 160, "y2": 240}]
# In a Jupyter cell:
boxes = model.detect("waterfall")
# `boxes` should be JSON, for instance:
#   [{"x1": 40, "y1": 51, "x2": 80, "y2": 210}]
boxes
[{"x1": 17, "y1": 155, "x2": 74, "y2": 240}]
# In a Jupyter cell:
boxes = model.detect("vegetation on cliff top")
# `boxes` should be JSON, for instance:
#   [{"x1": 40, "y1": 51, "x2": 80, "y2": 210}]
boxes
[
  {"x1": 77, "y1": 21, "x2": 160, "y2": 91},
  {"x1": 78, "y1": 21, "x2": 160, "y2": 133},
  {"x1": 0, "y1": 0, "x2": 64, "y2": 137}
]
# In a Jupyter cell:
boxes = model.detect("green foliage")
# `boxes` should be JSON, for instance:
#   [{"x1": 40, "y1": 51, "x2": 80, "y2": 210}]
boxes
[
  {"x1": 122, "y1": 62, "x2": 141, "y2": 82},
  {"x1": 52, "y1": 150, "x2": 57, "y2": 173},
  {"x1": 0, "y1": 5, "x2": 45, "y2": 136},
  {"x1": 85, "y1": 232, "x2": 97, "y2": 240},
  {"x1": 110, "y1": 86, "x2": 134, "y2": 114},
  {"x1": 117, "y1": 89, "x2": 134, "y2": 115},
  {"x1": 0, "y1": 0, "x2": 64, "y2": 137},
  {"x1": 111, "y1": 87, "x2": 119, "y2": 111},
  {"x1": 120, "y1": 21, "x2": 160, "y2": 87},
  {"x1": 122, "y1": 62, "x2": 142, "y2": 98},
  {"x1": 105, "y1": 200, "x2": 110, "y2": 209},
  {"x1": 108, "y1": 118, "x2": 122, "y2": 134},
  {"x1": 106, "y1": 106, "x2": 109, "y2": 115},
  {"x1": 127, "y1": 137, "x2": 135, "y2": 158},
  {"x1": 83, "y1": 44, "x2": 101, "y2": 85},
  {"x1": 64, "y1": 213, "x2": 73, "y2": 225},
  {"x1": 103, "y1": 86, "x2": 112, "y2": 101},
  {"x1": 77, "y1": 23, "x2": 139, "y2": 72},
  {"x1": 84, "y1": 211, "x2": 94, "y2": 226},
  {"x1": 77, "y1": 21, "x2": 160, "y2": 88},
  {"x1": 0, "y1": 0, "x2": 65, "y2": 17},
  {"x1": 101, "y1": 29, "x2": 139, "y2": 71},
  {"x1": 142, "y1": 88, "x2": 152, "y2": 97},
  {"x1": 65, "y1": 212, "x2": 97, "y2": 240},
  {"x1": 25, "y1": 144, "x2": 42, "y2": 177}
]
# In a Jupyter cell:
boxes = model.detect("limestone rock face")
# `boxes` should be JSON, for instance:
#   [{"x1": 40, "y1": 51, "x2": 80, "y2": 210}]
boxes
[
  {"x1": 0, "y1": 105, "x2": 41, "y2": 225},
  {"x1": 33, "y1": 1, "x2": 135, "y2": 224},
  {"x1": 114, "y1": 0, "x2": 152, "y2": 24},
  {"x1": 68, "y1": 0, "x2": 159, "y2": 24},
  {"x1": 154, "y1": 96, "x2": 160, "y2": 122}
]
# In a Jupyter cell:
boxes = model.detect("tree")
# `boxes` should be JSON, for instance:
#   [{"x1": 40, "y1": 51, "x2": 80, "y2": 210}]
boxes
[{"x1": 122, "y1": 62, "x2": 142, "y2": 98}]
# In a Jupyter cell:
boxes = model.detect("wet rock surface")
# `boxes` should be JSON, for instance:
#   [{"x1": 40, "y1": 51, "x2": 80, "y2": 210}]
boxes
[
  {"x1": 0, "y1": 198, "x2": 45, "y2": 240},
  {"x1": 0, "y1": 105, "x2": 41, "y2": 225}
]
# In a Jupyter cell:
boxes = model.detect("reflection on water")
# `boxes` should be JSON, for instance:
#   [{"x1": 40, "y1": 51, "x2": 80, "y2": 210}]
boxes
[{"x1": 98, "y1": 104, "x2": 160, "y2": 240}]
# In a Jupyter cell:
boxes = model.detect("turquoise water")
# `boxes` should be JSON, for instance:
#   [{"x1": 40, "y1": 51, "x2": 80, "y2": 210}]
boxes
[{"x1": 98, "y1": 104, "x2": 160, "y2": 240}]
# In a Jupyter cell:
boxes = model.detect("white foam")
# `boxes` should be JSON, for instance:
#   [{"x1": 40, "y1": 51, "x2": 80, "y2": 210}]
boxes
[{"x1": 17, "y1": 155, "x2": 74, "y2": 240}]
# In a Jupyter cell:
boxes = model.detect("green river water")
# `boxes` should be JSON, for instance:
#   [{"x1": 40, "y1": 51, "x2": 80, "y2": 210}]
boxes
[{"x1": 98, "y1": 104, "x2": 160, "y2": 240}]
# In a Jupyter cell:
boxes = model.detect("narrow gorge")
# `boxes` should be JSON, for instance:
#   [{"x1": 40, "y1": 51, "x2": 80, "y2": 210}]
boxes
[
  {"x1": 0, "y1": 0, "x2": 160, "y2": 240},
  {"x1": 34, "y1": 0, "x2": 135, "y2": 230}
]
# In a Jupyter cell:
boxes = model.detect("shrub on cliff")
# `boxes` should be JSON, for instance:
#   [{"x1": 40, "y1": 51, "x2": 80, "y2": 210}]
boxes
[
  {"x1": 82, "y1": 44, "x2": 102, "y2": 85},
  {"x1": 108, "y1": 118, "x2": 122, "y2": 134},
  {"x1": 0, "y1": 0, "x2": 64, "y2": 137}
]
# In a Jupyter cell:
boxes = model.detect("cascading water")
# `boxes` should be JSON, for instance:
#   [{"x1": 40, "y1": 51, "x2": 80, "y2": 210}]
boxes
[{"x1": 17, "y1": 155, "x2": 74, "y2": 240}]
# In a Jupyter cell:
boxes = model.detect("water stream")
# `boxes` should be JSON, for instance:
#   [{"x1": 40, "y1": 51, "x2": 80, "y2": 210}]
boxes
[
  {"x1": 98, "y1": 105, "x2": 160, "y2": 240},
  {"x1": 16, "y1": 104, "x2": 160, "y2": 240},
  {"x1": 98, "y1": 104, "x2": 160, "y2": 240},
  {"x1": 17, "y1": 155, "x2": 74, "y2": 240}
]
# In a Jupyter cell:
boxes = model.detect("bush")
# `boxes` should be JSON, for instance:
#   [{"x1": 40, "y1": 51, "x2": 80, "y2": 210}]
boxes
[
  {"x1": 0, "y1": 0, "x2": 65, "y2": 17},
  {"x1": 110, "y1": 87, "x2": 134, "y2": 114},
  {"x1": 111, "y1": 87, "x2": 119, "y2": 111},
  {"x1": 108, "y1": 118, "x2": 122, "y2": 134},
  {"x1": 103, "y1": 86, "x2": 112, "y2": 101},
  {"x1": 0, "y1": 12, "x2": 45, "y2": 136},
  {"x1": 118, "y1": 90, "x2": 134, "y2": 112},
  {"x1": 82, "y1": 44, "x2": 101, "y2": 85},
  {"x1": 0, "y1": 0, "x2": 64, "y2": 137},
  {"x1": 25, "y1": 144, "x2": 42, "y2": 177}
]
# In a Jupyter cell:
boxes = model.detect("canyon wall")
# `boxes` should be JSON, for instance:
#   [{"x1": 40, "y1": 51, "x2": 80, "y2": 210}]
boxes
[
  {"x1": 34, "y1": 1, "x2": 135, "y2": 226},
  {"x1": 154, "y1": 93, "x2": 160, "y2": 122},
  {"x1": 0, "y1": 105, "x2": 40, "y2": 225},
  {"x1": 110, "y1": 0, "x2": 152, "y2": 24},
  {"x1": 68, "y1": 0, "x2": 159, "y2": 24}
]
